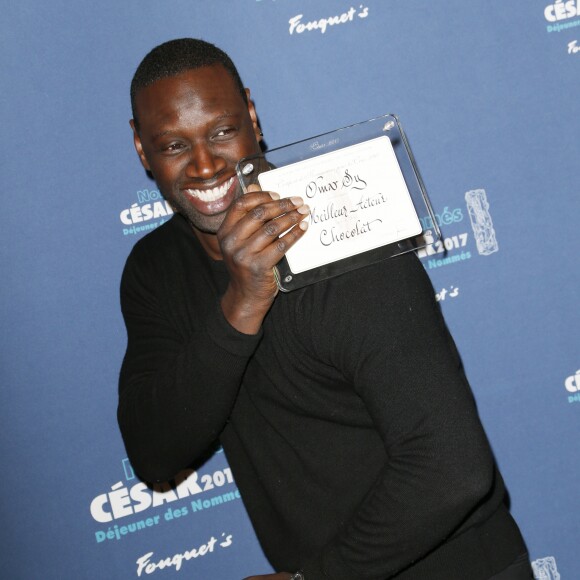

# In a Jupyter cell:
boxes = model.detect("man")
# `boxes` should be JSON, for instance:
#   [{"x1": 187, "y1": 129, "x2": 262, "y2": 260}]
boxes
[{"x1": 118, "y1": 39, "x2": 531, "y2": 579}]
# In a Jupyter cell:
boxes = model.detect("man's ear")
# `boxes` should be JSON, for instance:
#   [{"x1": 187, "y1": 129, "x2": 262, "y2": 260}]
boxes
[
  {"x1": 129, "y1": 119, "x2": 151, "y2": 171},
  {"x1": 245, "y1": 89, "x2": 262, "y2": 143}
]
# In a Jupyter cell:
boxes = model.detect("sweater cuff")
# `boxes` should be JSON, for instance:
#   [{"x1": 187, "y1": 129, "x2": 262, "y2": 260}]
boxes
[{"x1": 205, "y1": 300, "x2": 263, "y2": 357}]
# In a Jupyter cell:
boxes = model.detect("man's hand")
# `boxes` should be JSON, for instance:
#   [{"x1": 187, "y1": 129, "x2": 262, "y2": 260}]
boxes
[
  {"x1": 242, "y1": 574, "x2": 292, "y2": 580},
  {"x1": 219, "y1": 186, "x2": 309, "y2": 334}
]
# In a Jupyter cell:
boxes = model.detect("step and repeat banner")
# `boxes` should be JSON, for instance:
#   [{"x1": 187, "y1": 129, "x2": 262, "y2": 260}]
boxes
[{"x1": 1, "y1": 1, "x2": 578, "y2": 578}]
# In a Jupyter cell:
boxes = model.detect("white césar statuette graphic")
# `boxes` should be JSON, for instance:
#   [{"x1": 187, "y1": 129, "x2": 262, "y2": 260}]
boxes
[
  {"x1": 531, "y1": 555, "x2": 560, "y2": 579},
  {"x1": 465, "y1": 189, "x2": 499, "y2": 256}
]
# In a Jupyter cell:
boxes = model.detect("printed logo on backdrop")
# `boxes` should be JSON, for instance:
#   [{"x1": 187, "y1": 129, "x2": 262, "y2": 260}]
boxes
[
  {"x1": 288, "y1": 5, "x2": 369, "y2": 35},
  {"x1": 568, "y1": 39, "x2": 580, "y2": 52},
  {"x1": 89, "y1": 456, "x2": 240, "y2": 546},
  {"x1": 544, "y1": 0, "x2": 580, "y2": 33},
  {"x1": 564, "y1": 368, "x2": 580, "y2": 404},
  {"x1": 417, "y1": 188, "x2": 498, "y2": 272},
  {"x1": 435, "y1": 285, "x2": 460, "y2": 303},
  {"x1": 90, "y1": 457, "x2": 239, "y2": 575},
  {"x1": 255, "y1": 0, "x2": 371, "y2": 36},
  {"x1": 119, "y1": 188, "x2": 174, "y2": 236},
  {"x1": 136, "y1": 533, "x2": 234, "y2": 577},
  {"x1": 532, "y1": 556, "x2": 561, "y2": 579}
]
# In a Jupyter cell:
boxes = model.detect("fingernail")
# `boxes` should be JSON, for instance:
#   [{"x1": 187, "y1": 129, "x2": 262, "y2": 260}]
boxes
[
  {"x1": 299, "y1": 220, "x2": 309, "y2": 231},
  {"x1": 296, "y1": 204, "x2": 310, "y2": 215},
  {"x1": 290, "y1": 196, "x2": 304, "y2": 206},
  {"x1": 270, "y1": 191, "x2": 280, "y2": 200}
]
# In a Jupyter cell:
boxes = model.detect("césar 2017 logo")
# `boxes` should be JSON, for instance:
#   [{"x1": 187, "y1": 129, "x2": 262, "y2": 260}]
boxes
[{"x1": 544, "y1": 0, "x2": 580, "y2": 22}]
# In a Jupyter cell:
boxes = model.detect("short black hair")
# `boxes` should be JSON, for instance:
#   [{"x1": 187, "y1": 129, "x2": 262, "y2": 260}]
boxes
[{"x1": 130, "y1": 38, "x2": 247, "y2": 129}]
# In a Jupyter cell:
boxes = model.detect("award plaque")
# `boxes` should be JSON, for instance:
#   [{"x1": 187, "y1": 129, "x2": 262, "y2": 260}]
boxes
[{"x1": 236, "y1": 114, "x2": 441, "y2": 291}]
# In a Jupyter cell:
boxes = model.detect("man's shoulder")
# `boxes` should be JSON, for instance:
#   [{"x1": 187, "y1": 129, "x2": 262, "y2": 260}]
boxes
[
  {"x1": 297, "y1": 252, "x2": 433, "y2": 323},
  {"x1": 131, "y1": 214, "x2": 184, "y2": 250},
  {"x1": 126, "y1": 214, "x2": 192, "y2": 263},
  {"x1": 121, "y1": 214, "x2": 196, "y2": 285},
  {"x1": 328, "y1": 252, "x2": 430, "y2": 295}
]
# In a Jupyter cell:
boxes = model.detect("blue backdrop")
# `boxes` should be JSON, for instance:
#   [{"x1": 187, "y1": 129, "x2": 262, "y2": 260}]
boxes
[{"x1": 2, "y1": 1, "x2": 578, "y2": 578}]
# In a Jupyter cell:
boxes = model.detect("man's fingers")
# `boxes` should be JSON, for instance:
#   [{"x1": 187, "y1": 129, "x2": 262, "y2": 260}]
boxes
[
  {"x1": 246, "y1": 201, "x2": 309, "y2": 247},
  {"x1": 221, "y1": 194, "x2": 305, "y2": 240},
  {"x1": 222, "y1": 204, "x2": 309, "y2": 256},
  {"x1": 222, "y1": 207, "x2": 309, "y2": 273},
  {"x1": 248, "y1": 197, "x2": 303, "y2": 224},
  {"x1": 246, "y1": 184, "x2": 281, "y2": 202},
  {"x1": 253, "y1": 213, "x2": 310, "y2": 263},
  {"x1": 223, "y1": 191, "x2": 280, "y2": 225}
]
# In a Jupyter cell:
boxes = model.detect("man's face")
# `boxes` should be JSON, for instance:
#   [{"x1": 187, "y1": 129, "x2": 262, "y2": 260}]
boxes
[{"x1": 131, "y1": 65, "x2": 262, "y2": 234}]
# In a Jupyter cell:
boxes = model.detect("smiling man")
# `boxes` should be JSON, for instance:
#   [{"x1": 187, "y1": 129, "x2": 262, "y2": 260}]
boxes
[
  {"x1": 128, "y1": 51, "x2": 307, "y2": 334},
  {"x1": 118, "y1": 39, "x2": 531, "y2": 580}
]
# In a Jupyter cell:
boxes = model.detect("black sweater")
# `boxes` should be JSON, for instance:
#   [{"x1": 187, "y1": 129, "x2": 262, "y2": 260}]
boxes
[{"x1": 118, "y1": 214, "x2": 526, "y2": 579}]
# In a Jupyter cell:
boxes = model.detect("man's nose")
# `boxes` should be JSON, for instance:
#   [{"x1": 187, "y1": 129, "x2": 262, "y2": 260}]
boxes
[{"x1": 185, "y1": 142, "x2": 226, "y2": 179}]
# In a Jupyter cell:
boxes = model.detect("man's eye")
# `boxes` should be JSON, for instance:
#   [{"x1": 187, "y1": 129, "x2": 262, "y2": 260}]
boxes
[
  {"x1": 163, "y1": 143, "x2": 185, "y2": 153},
  {"x1": 214, "y1": 127, "x2": 236, "y2": 139}
]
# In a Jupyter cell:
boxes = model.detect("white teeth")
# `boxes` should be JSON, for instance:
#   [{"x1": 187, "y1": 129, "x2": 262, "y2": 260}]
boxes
[{"x1": 186, "y1": 176, "x2": 235, "y2": 202}]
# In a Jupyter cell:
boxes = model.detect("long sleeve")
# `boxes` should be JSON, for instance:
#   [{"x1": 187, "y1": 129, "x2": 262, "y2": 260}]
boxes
[
  {"x1": 300, "y1": 254, "x2": 498, "y2": 579},
  {"x1": 117, "y1": 220, "x2": 261, "y2": 483}
]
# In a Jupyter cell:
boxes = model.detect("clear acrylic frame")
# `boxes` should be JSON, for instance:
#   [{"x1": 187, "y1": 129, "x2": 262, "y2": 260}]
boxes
[{"x1": 236, "y1": 114, "x2": 441, "y2": 292}]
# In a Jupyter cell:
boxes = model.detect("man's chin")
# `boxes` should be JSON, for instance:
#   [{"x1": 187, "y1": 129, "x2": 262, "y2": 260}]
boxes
[
  {"x1": 182, "y1": 209, "x2": 226, "y2": 236},
  {"x1": 171, "y1": 181, "x2": 244, "y2": 235}
]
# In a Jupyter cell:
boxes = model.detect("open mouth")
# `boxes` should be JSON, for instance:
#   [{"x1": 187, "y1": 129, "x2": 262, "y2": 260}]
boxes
[{"x1": 184, "y1": 176, "x2": 236, "y2": 203}]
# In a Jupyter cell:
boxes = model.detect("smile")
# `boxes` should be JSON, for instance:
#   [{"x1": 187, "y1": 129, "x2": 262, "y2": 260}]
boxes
[{"x1": 184, "y1": 176, "x2": 235, "y2": 203}]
